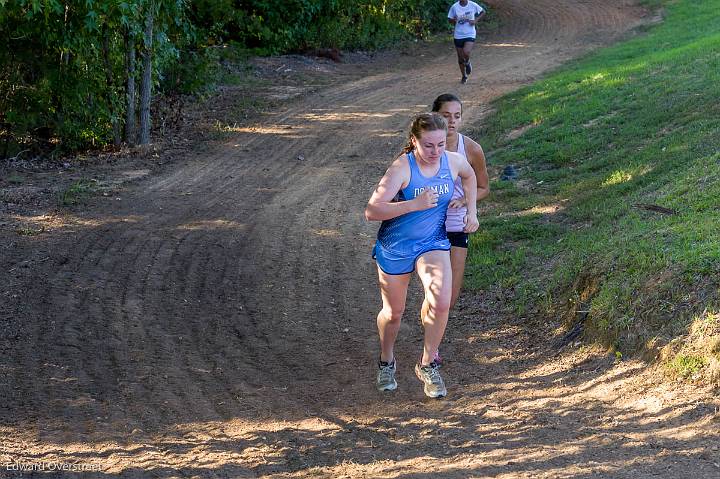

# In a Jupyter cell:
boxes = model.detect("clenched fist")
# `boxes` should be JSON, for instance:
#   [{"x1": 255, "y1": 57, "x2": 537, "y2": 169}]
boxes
[
  {"x1": 463, "y1": 213, "x2": 479, "y2": 233},
  {"x1": 414, "y1": 188, "x2": 439, "y2": 211}
]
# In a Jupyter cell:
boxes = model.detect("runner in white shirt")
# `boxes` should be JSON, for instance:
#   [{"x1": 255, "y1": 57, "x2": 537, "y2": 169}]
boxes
[{"x1": 448, "y1": 0, "x2": 486, "y2": 84}]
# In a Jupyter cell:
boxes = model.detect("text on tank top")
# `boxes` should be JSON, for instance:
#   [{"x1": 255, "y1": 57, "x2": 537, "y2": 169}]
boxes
[{"x1": 377, "y1": 151, "x2": 454, "y2": 254}]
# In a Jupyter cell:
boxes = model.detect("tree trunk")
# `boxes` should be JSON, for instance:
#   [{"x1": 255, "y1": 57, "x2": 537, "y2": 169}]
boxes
[
  {"x1": 138, "y1": 4, "x2": 154, "y2": 145},
  {"x1": 102, "y1": 26, "x2": 121, "y2": 146},
  {"x1": 124, "y1": 28, "x2": 137, "y2": 145}
]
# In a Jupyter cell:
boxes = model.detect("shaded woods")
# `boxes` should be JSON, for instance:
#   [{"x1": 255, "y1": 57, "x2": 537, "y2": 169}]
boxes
[{"x1": 0, "y1": 0, "x2": 451, "y2": 159}]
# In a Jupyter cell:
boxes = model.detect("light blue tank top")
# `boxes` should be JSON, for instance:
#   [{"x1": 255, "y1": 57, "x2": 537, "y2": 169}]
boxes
[{"x1": 376, "y1": 151, "x2": 454, "y2": 255}]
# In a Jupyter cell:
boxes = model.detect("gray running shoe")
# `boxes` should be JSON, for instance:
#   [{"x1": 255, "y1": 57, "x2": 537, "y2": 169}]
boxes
[
  {"x1": 376, "y1": 359, "x2": 397, "y2": 392},
  {"x1": 461, "y1": 75, "x2": 468, "y2": 84},
  {"x1": 465, "y1": 61, "x2": 472, "y2": 76},
  {"x1": 415, "y1": 361, "x2": 447, "y2": 398}
]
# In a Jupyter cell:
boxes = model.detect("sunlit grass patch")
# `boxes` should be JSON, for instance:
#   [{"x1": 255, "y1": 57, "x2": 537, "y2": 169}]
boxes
[{"x1": 667, "y1": 354, "x2": 708, "y2": 379}]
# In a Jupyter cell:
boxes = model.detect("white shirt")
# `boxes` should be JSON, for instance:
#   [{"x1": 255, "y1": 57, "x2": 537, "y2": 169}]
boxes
[{"x1": 448, "y1": 1, "x2": 484, "y2": 39}]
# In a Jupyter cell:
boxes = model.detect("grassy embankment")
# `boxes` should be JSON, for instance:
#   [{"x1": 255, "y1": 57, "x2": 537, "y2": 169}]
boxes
[{"x1": 467, "y1": 0, "x2": 720, "y2": 381}]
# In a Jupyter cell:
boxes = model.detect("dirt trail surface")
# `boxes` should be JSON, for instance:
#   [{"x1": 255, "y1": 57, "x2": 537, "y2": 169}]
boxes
[{"x1": 2, "y1": 1, "x2": 719, "y2": 478}]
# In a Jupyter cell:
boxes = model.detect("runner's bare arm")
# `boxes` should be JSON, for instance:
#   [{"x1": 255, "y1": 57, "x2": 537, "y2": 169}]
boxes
[
  {"x1": 365, "y1": 158, "x2": 438, "y2": 221},
  {"x1": 470, "y1": 8, "x2": 486, "y2": 25},
  {"x1": 467, "y1": 138, "x2": 490, "y2": 201},
  {"x1": 448, "y1": 140, "x2": 489, "y2": 208},
  {"x1": 449, "y1": 152, "x2": 479, "y2": 233},
  {"x1": 449, "y1": 155, "x2": 473, "y2": 209}
]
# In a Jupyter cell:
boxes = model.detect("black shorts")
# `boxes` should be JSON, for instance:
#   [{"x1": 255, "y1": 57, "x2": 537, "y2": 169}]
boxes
[
  {"x1": 447, "y1": 231, "x2": 469, "y2": 249},
  {"x1": 454, "y1": 37, "x2": 475, "y2": 48}
]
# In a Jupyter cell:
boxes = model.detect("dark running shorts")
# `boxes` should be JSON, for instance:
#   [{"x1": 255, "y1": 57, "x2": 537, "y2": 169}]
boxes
[
  {"x1": 447, "y1": 231, "x2": 469, "y2": 249},
  {"x1": 454, "y1": 37, "x2": 475, "y2": 48}
]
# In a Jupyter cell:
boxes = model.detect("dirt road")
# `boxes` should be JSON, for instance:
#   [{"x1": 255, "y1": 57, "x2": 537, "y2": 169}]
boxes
[{"x1": 2, "y1": 1, "x2": 719, "y2": 477}]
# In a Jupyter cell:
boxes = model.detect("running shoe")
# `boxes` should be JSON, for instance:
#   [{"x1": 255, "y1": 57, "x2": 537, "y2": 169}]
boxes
[
  {"x1": 376, "y1": 359, "x2": 397, "y2": 392},
  {"x1": 414, "y1": 361, "x2": 447, "y2": 398},
  {"x1": 465, "y1": 61, "x2": 472, "y2": 76},
  {"x1": 461, "y1": 75, "x2": 468, "y2": 84}
]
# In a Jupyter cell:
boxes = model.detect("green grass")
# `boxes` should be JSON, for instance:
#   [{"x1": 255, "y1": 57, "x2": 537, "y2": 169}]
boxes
[
  {"x1": 58, "y1": 178, "x2": 101, "y2": 206},
  {"x1": 219, "y1": 51, "x2": 264, "y2": 89},
  {"x1": 15, "y1": 226, "x2": 44, "y2": 236},
  {"x1": 468, "y1": 0, "x2": 720, "y2": 356},
  {"x1": 667, "y1": 354, "x2": 708, "y2": 379}
]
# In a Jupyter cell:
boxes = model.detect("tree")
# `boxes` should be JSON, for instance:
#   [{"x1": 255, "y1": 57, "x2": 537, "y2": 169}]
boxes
[
  {"x1": 124, "y1": 26, "x2": 137, "y2": 145},
  {"x1": 138, "y1": 1, "x2": 155, "y2": 145},
  {"x1": 137, "y1": 0, "x2": 189, "y2": 145}
]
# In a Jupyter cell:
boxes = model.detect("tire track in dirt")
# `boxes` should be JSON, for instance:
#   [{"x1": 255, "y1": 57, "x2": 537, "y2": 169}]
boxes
[{"x1": 5, "y1": 1, "x2": 717, "y2": 478}]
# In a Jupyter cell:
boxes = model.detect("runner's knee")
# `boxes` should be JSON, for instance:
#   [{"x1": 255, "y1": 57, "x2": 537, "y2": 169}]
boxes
[
  {"x1": 382, "y1": 306, "x2": 405, "y2": 323},
  {"x1": 425, "y1": 295, "x2": 451, "y2": 316}
]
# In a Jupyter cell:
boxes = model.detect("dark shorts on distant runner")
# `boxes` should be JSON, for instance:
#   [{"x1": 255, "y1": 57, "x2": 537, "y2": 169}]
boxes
[
  {"x1": 447, "y1": 231, "x2": 469, "y2": 249},
  {"x1": 454, "y1": 37, "x2": 475, "y2": 48}
]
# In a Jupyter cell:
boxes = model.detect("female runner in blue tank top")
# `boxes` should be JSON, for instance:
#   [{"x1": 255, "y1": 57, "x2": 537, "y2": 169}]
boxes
[{"x1": 365, "y1": 113, "x2": 479, "y2": 398}]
